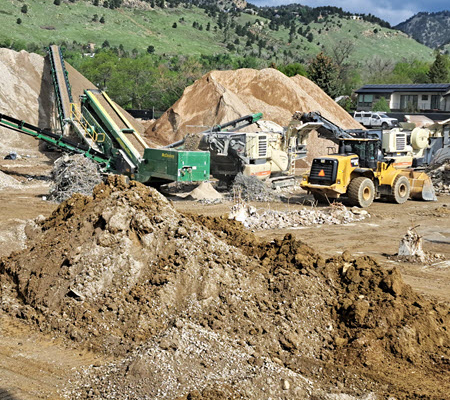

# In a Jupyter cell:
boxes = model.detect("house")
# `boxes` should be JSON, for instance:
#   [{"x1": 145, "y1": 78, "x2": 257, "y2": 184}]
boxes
[{"x1": 355, "y1": 84, "x2": 450, "y2": 112}]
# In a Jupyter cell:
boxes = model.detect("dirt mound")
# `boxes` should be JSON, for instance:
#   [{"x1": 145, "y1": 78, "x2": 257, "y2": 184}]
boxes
[
  {"x1": 145, "y1": 68, "x2": 363, "y2": 163},
  {"x1": 1, "y1": 177, "x2": 449, "y2": 399}
]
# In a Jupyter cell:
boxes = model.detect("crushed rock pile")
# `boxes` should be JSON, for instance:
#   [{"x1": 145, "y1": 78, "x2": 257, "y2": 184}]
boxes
[
  {"x1": 229, "y1": 202, "x2": 369, "y2": 230},
  {"x1": 48, "y1": 154, "x2": 102, "y2": 203},
  {"x1": 231, "y1": 173, "x2": 279, "y2": 202},
  {"x1": 427, "y1": 160, "x2": 450, "y2": 194},
  {"x1": 1, "y1": 176, "x2": 449, "y2": 399},
  {"x1": 145, "y1": 68, "x2": 363, "y2": 164}
]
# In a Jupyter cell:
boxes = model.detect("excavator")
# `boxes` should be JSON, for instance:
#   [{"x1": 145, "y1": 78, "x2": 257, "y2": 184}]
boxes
[{"x1": 292, "y1": 112, "x2": 436, "y2": 207}]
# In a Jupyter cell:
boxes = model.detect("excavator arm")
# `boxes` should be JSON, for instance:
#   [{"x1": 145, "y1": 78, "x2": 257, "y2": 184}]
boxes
[{"x1": 283, "y1": 111, "x2": 372, "y2": 158}]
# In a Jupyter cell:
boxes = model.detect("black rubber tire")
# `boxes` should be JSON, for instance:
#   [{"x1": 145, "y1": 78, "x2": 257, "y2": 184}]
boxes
[
  {"x1": 347, "y1": 177, "x2": 375, "y2": 208},
  {"x1": 389, "y1": 175, "x2": 410, "y2": 204},
  {"x1": 381, "y1": 122, "x2": 388, "y2": 130}
]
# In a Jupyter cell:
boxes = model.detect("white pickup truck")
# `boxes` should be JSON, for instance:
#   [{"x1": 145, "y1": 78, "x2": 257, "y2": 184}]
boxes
[{"x1": 353, "y1": 111, "x2": 398, "y2": 129}]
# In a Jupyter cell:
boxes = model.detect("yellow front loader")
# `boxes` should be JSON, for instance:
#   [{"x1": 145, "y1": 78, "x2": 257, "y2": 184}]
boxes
[{"x1": 300, "y1": 137, "x2": 436, "y2": 208}]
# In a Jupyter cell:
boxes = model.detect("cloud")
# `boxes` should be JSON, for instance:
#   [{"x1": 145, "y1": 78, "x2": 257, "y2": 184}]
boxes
[{"x1": 248, "y1": 0, "x2": 449, "y2": 25}]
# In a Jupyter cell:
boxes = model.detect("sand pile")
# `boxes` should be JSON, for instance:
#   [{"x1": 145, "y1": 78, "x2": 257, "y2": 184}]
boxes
[
  {"x1": 1, "y1": 177, "x2": 449, "y2": 399},
  {"x1": 145, "y1": 68, "x2": 363, "y2": 163},
  {"x1": 0, "y1": 49, "x2": 55, "y2": 153},
  {"x1": 184, "y1": 181, "x2": 223, "y2": 201}
]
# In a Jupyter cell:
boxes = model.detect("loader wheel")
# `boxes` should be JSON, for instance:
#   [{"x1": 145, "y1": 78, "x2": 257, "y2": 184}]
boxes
[
  {"x1": 347, "y1": 177, "x2": 375, "y2": 208},
  {"x1": 389, "y1": 175, "x2": 410, "y2": 204}
]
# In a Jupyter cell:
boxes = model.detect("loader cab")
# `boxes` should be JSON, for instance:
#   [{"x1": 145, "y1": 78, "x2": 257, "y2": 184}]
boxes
[{"x1": 338, "y1": 138, "x2": 382, "y2": 169}]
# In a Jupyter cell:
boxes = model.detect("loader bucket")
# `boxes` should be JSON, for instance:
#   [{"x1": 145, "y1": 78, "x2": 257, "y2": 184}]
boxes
[{"x1": 401, "y1": 170, "x2": 437, "y2": 201}]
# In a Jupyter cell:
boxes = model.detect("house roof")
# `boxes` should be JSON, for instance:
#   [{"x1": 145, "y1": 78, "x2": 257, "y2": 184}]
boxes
[{"x1": 355, "y1": 84, "x2": 450, "y2": 94}]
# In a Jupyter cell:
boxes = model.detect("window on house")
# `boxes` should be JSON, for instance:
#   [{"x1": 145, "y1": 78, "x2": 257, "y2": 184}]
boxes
[
  {"x1": 422, "y1": 95, "x2": 428, "y2": 101},
  {"x1": 400, "y1": 95, "x2": 418, "y2": 110},
  {"x1": 431, "y1": 95, "x2": 441, "y2": 110},
  {"x1": 357, "y1": 94, "x2": 373, "y2": 107}
]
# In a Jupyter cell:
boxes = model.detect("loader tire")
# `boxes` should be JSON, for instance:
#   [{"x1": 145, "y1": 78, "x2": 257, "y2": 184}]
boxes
[
  {"x1": 347, "y1": 177, "x2": 375, "y2": 208},
  {"x1": 389, "y1": 175, "x2": 410, "y2": 204}
]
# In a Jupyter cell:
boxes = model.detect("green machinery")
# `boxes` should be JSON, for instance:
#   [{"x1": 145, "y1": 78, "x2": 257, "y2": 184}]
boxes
[{"x1": 0, "y1": 45, "x2": 210, "y2": 186}]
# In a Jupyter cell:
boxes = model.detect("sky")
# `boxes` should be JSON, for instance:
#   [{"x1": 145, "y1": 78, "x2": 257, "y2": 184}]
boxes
[{"x1": 249, "y1": 1, "x2": 449, "y2": 25}]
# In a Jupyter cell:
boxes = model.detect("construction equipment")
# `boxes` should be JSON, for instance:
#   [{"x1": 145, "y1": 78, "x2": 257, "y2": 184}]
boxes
[
  {"x1": 408, "y1": 119, "x2": 450, "y2": 166},
  {"x1": 293, "y1": 112, "x2": 436, "y2": 207},
  {"x1": 167, "y1": 113, "x2": 309, "y2": 187},
  {"x1": 0, "y1": 46, "x2": 210, "y2": 187}
]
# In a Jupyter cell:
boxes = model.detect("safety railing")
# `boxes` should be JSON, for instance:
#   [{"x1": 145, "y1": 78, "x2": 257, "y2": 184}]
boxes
[{"x1": 70, "y1": 103, "x2": 105, "y2": 143}]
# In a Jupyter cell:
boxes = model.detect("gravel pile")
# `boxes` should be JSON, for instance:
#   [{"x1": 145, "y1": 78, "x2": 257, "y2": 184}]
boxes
[
  {"x1": 0, "y1": 171, "x2": 21, "y2": 190},
  {"x1": 229, "y1": 202, "x2": 369, "y2": 230},
  {"x1": 230, "y1": 173, "x2": 279, "y2": 202},
  {"x1": 427, "y1": 161, "x2": 450, "y2": 194}
]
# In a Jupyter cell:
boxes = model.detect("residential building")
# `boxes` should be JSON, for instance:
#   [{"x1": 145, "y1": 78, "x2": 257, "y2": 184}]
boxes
[{"x1": 355, "y1": 84, "x2": 450, "y2": 112}]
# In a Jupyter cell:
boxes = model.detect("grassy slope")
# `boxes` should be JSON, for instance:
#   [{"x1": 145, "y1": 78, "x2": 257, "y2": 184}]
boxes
[
  {"x1": 0, "y1": 0, "x2": 433, "y2": 63},
  {"x1": 0, "y1": 0, "x2": 224, "y2": 54}
]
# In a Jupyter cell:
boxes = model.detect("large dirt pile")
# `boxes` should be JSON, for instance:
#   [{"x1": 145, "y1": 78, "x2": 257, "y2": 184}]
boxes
[
  {"x1": 145, "y1": 68, "x2": 363, "y2": 163},
  {"x1": 1, "y1": 177, "x2": 449, "y2": 399},
  {"x1": 0, "y1": 49, "x2": 55, "y2": 153}
]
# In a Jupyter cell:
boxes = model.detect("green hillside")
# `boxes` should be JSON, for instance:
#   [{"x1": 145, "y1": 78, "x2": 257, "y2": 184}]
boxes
[{"x1": 0, "y1": 0, "x2": 433, "y2": 63}]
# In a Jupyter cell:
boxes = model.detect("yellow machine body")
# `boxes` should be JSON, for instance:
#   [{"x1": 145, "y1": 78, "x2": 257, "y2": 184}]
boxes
[{"x1": 300, "y1": 153, "x2": 436, "y2": 206}]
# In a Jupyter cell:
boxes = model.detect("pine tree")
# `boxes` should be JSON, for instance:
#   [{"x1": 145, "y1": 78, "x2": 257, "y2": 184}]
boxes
[
  {"x1": 427, "y1": 52, "x2": 450, "y2": 83},
  {"x1": 21, "y1": 5, "x2": 28, "y2": 14},
  {"x1": 307, "y1": 52, "x2": 342, "y2": 98}
]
